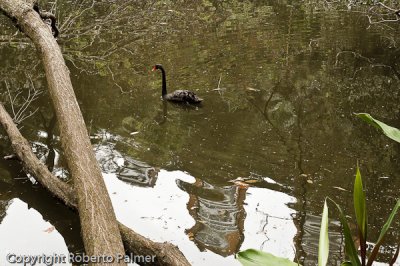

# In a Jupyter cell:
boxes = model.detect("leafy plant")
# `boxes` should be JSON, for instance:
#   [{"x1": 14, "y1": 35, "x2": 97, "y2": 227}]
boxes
[
  {"x1": 318, "y1": 167, "x2": 400, "y2": 266},
  {"x1": 237, "y1": 114, "x2": 400, "y2": 266},
  {"x1": 240, "y1": 169, "x2": 399, "y2": 266},
  {"x1": 317, "y1": 113, "x2": 400, "y2": 265}
]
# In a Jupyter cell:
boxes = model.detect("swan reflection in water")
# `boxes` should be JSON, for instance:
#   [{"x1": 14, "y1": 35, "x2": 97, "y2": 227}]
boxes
[
  {"x1": 177, "y1": 178, "x2": 247, "y2": 256},
  {"x1": 156, "y1": 99, "x2": 202, "y2": 126}
]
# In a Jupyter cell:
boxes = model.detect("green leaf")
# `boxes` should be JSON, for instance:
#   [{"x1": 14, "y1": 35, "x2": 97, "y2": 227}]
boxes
[
  {"x1": 327, "y1": 198, "x2": 361, "y2": 266},
  {"x1": 353, "y1": 166, "x2": 367, "y2": 263},
  {"x1": 318, "y1": 200, "x2": 329, "y2": 266},
  {"x1": 353, "y1": 166, "x2": 367, "y2": 238},
  {"x1": 237, "y1": 249, "x2": 297, "y2": 266},
  {"x1": 367, "y1": 199, "x2": 400, "y2": 266},
  {"x1": 355, "y1": 113, "x2": 400, "y2": 143},
  {"x1": 341, "y1": 262, "x2": 353, "y2": 266}
]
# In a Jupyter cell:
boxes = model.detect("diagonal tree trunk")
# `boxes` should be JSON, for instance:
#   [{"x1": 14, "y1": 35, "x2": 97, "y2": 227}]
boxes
[{"x1": 0, "y1": 0, "x2": 126, "y2": 264}]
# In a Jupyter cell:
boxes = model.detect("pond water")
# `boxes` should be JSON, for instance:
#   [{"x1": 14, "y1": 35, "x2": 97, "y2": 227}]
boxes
[{"x1": 0, "y1": 1, "x2": 400, "y2": 265}]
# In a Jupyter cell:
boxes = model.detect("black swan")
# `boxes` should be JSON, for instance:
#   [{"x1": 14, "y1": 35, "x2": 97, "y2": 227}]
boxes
[{"x1": 152, "y1": 64, "x2": 203, "y2": 104}]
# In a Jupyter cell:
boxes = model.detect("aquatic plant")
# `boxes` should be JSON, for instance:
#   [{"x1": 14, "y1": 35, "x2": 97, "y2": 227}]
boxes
[
  {"x1": 237, "y1": 114, "x2": 400, "y2": 266},
  {"x1": 318, "y1": 114, "x2": 400, "y2": 266},
  {"x1": 319, "y1": 167, "x2": 400, "y2": 266}
]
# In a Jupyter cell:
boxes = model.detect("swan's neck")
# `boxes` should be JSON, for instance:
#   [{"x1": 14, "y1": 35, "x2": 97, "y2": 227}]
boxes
[{"x1": 160, "y1": 67, "x2": 167, "y2": 97}]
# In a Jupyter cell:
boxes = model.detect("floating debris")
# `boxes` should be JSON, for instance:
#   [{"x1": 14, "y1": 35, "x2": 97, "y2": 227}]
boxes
[
  {"x1": 187, "y1": 232, "x2": 195, "y2": 241},
  {"x1": 246, "y1": 87, "x2": 260, "y2": 92},
  {"x1": 333, "y1": 186, "x2": 348, "y2": 192},
  {"x1": 263, "y1": 177, "x2": 277, "y2": 184},
  {"x1": 43, "y1": 226, "x2": 55, "y2": 233},
  {"x1": 244, "y1": 179, "x2": 259, "y2": 184}
]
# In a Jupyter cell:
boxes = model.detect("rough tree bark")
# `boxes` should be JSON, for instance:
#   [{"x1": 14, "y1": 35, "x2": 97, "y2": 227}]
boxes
[
  {"x1": 0, "y1": 0, "x2": 126, "y2": 264},
  {"x1": 0, "y1": 103, "x2": 191, "y2": 266}
]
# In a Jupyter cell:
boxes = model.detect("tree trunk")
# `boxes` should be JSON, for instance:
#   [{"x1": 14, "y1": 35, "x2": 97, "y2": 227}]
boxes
[
  {"x1": 0, "y1": 103, "x2": 191, "y2": 266},
  {"x1": 0, "y1": 0, "x2": 126, "y2": 264}
]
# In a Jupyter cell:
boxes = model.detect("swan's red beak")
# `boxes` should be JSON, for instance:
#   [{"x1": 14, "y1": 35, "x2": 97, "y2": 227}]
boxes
[{"x1": 152, "y1": 66, "x2": 156, "y2": 71}]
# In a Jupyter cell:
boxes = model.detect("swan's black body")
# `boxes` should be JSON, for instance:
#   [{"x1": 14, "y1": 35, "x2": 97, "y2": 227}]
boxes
[{"x1": 152, "y1": 64, "x2": 203, "y2": 104}]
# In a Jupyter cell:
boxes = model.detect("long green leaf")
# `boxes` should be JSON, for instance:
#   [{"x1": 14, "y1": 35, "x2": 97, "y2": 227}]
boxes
[
  {"x1": 353, "y1": 166, "x2": 367, "y2": 238},
  {"x1": 367, "y1": 199, "x2": 400, "y2": 266},
  {"x1": 353, "y1": 166, "x2": 367, "y2": 263},
  {"x1": 237, "y1": 249, "x2": 297, "y2": 266},
  {"x1": 327, "y1": 198, "x2": 361, "y2": 266},
  {"x1": 319, "y1": 199, "x2": 329, "y2": 266},
  {"x1": 355, "y1": 113, "x2": 400, "y2": 143}
]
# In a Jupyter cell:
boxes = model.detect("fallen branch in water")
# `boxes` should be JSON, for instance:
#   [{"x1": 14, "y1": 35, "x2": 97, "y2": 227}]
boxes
[{"x1": 0, "y1": 102, "x2": 190, "y2": 266}]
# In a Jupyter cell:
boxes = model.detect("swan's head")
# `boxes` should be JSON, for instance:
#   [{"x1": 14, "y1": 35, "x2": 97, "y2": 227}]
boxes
[{"x1": 152, "y1": 64, "x2": 163, "y2": 71}]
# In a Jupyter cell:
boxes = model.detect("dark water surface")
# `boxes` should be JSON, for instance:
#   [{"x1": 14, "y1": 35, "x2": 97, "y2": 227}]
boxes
[{"x1": 1, "y1": 1, "x2": 400, "y2": 265}]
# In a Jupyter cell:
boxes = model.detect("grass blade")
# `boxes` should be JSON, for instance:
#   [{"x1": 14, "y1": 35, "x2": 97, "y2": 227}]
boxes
[
  {"x1": 327, "y1": 197, "x2": 361, "y2": 266},
  {"x1": 319, "y1": 199, "x2": 330, "y2": 266},
  {"x1": 367, "y1": 199, "x2": 400, "y2": 266},
  {"x1": 355, "y1": 113, "x2": 400, "y2": 143},
  {"x1": 353, "y1": 166, "x2": 367, "y2": 264}
]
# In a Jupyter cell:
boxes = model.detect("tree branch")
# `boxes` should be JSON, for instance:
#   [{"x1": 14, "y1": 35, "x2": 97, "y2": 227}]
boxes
[{"x1": 0, "y1": 102, "x2": 190, "y2": 266}]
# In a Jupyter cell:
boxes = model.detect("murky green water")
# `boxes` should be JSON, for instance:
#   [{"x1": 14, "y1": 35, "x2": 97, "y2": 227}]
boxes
[{"x1": 1, "y1": 1, "x2": 400, "y2": 265}]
